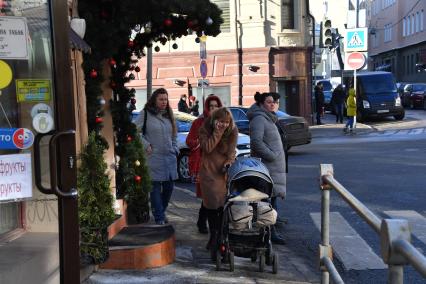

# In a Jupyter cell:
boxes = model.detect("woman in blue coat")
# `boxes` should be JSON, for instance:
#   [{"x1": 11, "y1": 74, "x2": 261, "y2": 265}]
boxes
[{"x1": 135, "y1": 88, "x2": 179, "y2": 225}]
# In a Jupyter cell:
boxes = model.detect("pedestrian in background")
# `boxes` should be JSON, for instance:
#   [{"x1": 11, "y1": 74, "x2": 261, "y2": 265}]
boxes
[
  {"x1": 344, "y1": 84, "x2": 357, "y2": 134},
  {"x1": 135, "y1": 88, "x2": 179, "y2": 225},
  {"x1": 247, "y1": 92, "x2": 287, "y2": 245},
  {"x1": 314, "y1": 82, "x2": 325, "y2": 125},
  {"x1": 178, "y1": 94, "x2": 190, "y2": 113},
  {"x1": 191, "y1": 100, "x2": 200, "y2": 117},
  {"x1": 198, "y1": 107, "x2": 238, "y2": 260},
  {"x1": 186, "y1": 96, "x2": 223, "y2": 234},
  {"x1": 331, "y1": 84, "x2": 346, "y2": 123}
]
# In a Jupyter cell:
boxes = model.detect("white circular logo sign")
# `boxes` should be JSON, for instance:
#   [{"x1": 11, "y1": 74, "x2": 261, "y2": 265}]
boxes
[
  {"x1": 31, "y1": 103, "x2": 53, "y2": 118},
  {"x1": 32, "y1": 113, "x2": 54, "y2": 133}
]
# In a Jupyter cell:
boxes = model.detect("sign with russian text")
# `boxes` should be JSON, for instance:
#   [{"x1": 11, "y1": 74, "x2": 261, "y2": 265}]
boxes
[
  {"x1": 0, "y1": 16, "x2": 30, "y2": 60},
  {"x1": 0, "y1": 128, "x2": 34, "y2": 149},
  {"x1": 16, "y1": 79, "x2": 52, "y2": 102},
  {"x1": 0, "y1": 153, "x2": 32, "y2": 201},
  {"x1": 344, "y1": 28, "x2": 368, "y2": 52}
]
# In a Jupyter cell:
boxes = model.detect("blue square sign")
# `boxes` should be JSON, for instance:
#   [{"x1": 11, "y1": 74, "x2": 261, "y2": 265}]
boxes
[{"x1": 345, "y1": 28, "x2": 368, "y2": 52}]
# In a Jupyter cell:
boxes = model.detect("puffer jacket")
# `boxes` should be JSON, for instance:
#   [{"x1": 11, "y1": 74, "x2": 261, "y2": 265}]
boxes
[
  {"x1": 135, "y1": 109, "x2": 178, "y2": 181},
  {"x1": 247, "y1": 103, "x2": 286, "y2": 198},
  {"x1": 346, "y1": 88, "x2": 357, "y2": 117}
]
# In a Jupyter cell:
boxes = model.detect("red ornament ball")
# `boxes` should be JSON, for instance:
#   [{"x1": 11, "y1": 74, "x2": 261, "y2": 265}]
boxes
[
  {"x1": 109, "y1": 58, "x2": 117, "y2": 66},
  {"x1": 89, "y1": 69, "x2": 98, "y2": 78},
  {"x1": 134, "y1": 66, "x2": 141, "y2": 72},
  {"x1": 164, "y1": 18, "x2": 172, "y2": 27},
  {"x1": 127, "y1": 136, "x2": 132, "y2": 142},
  {"x1": 134, "y1": 175, "x2": 142, "y2": 183},
  {"x1": 128, "y1": 40, "x2": 134, "y2": 48},
  {"x1": 95, "y1": 117, "x2": 103, "y2": 123}
]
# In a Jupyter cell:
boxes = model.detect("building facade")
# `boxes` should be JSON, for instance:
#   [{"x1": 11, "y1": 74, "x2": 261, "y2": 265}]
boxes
[
  {"x1": 128, "y1": 0, "x2": 314, "y2": 120},
  {"x1": 367, "y1": 0, "x2": 426, "y2": 82}
]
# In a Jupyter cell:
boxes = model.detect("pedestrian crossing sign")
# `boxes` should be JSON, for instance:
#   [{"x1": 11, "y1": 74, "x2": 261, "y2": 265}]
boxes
[{"x1": 345, "y1": 28, "x2": 368, "y2": 51}]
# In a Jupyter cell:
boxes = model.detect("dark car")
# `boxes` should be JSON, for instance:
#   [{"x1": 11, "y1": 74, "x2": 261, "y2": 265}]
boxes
[
  {"x1": 229, "y1": 107, "x2": 311, "y2": 151},
  {"x1": 401, "y1": 83, "x2": 426, "y2": 109}
]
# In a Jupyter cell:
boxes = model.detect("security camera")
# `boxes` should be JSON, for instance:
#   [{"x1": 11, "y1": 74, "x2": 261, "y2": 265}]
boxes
[{"x1": 248, "y1": 65, "x2": 260, "y2": 72}]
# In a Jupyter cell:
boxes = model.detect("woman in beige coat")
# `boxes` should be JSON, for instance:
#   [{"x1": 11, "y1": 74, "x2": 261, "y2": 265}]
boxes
[{"x1": 198, "y1": 107, "x2": 238, "y2": 259}]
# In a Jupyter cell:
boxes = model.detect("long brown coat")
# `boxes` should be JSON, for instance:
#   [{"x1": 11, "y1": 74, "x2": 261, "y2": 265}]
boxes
[{"x1": 198, "y1": 122, "x2": 238, "y2": 210}]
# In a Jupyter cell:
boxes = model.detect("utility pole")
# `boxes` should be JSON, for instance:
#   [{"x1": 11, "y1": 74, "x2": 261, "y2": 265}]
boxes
[{"x1": 356, "y1": 0, "x2": 360, "y2": 28}]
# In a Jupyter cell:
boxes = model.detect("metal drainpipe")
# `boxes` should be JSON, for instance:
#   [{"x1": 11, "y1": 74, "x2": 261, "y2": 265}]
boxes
[
  {"x1": 306, "y1": 0, "x2": 316, "y2": 125},
  {"x1": 234, "y1": 0, "x2": 243, "y2": 105}
]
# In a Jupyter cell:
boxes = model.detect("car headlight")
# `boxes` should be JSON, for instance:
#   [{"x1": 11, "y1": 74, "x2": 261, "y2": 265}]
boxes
[
  {"x1": 395, "y1": 96, "x2": 401, "y2": 107},
  {"x1": 363, "y1": 100, "x2": 370, "y2": 109}
]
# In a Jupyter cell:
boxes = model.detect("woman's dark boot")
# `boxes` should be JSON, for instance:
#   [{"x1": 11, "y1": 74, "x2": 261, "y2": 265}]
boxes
[
  {"x1": 197, "y1": 203, "x2": 209, "y2": 234},
  {"x1": 271, "y1": 226, "x2": 286, "y2": 245}
]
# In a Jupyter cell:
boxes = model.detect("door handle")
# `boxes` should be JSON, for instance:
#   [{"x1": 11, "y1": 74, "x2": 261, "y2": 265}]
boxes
[
  {"x1": 49, "y1": 130, "x2": 78, "y2": 199},
  {"x1": 34, "y1": 131, "x2": 56, "y2": 195}
]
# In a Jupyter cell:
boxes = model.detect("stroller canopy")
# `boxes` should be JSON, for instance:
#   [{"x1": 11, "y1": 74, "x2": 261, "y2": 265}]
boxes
[{"x1": 227, "y1": 157, "x2": 274, "y2": 196}]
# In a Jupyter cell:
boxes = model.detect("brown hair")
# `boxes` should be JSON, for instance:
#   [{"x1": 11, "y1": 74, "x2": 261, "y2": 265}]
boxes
[
  {"x1": 206, "y1": 107, "x2": 235, "y2": 141},
  {"x1": 144, "y1": 88, "x2": 177, "y2": 135}
]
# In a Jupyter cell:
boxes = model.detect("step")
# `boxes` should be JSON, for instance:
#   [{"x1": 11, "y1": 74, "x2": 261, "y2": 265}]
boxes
[{"x1": 99, "y1": 224, "x2": 175, "y2": 270}]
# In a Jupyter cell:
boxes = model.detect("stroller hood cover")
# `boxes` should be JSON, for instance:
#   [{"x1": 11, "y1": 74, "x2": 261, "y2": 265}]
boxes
[
  {"x1": 228, "y1": 188, "x2": 269, "y2": 202},
  {"x1": 227, "y1": 157, "x2": 274, "y2": 189}
]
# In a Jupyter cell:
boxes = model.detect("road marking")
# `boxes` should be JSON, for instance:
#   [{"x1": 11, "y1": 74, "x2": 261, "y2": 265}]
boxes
[
  {"x1": 382, "y1": 130, "x2": 398, "y2": 135},
  {"x1": 310, "y1": 212, "x2": 386, "y2": 270},
  {"x1": 384, "y1": 210, "x2": 426, "y2": 245},
  {"x1": 395, "y1": 129, "x2": 410, "y2": 135}
]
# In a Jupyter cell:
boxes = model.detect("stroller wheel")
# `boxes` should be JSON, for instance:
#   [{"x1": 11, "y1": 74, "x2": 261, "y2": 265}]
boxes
[
  {"x1": 259, "y1": 254, "x2": 265, "y2": 272},
  {"x1": 272, "y1": 253, "x2": 278, "y2": 274},
  {"x1": 215, "y1": 250, "x2": 221, "y2": 271},
  {"x1": 229, "y1": 251, "x2": 234, "y2": 272}
]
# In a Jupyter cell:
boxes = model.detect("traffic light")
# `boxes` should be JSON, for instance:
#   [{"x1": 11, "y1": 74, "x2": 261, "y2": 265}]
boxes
[{"x1": 321, "y1": 19, "x2": 332, "y2": 48}]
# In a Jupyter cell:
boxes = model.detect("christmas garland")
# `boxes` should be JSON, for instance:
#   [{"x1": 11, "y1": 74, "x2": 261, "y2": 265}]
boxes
[{"x1": 77, "y1": 0, "x2": 222, "y2": 263}]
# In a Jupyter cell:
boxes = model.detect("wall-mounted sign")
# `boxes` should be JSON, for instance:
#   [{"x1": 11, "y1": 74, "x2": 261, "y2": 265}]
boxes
[
  {"x1": 16, "y1": 79, "x2": 51, "y2": 102},
  {"x1": 30, "y1": 103, "x2": 53, "y2": 118},
  {"x1": 0, "y1": 16, "x2": 30, "y2": 60},
  {"x1": 0, "y1": 60, "x2": 13, "y2": 89},
  {"x1": 32, "y1": 113, "x2": 54, "y2": 133},
  {"x1": 0, "y1": 153, "x2": 32, "y2": 201},
  {"x1": 0, "y1": 128, "x2": 34, "y2": 149}
]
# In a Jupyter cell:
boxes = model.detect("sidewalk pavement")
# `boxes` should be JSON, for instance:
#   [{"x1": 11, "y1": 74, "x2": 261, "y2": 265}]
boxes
[
  {"x1": 309, "y1": 113, "x2": 374, "y2": 138},
  {"x1": 85, "y1": 187, "x2": 320, "y2": 284}
]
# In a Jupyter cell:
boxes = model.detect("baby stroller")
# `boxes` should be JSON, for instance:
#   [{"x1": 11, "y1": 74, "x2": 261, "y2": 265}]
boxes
[{"x1": 214, "y1": 157, "x2": 278, "y2": 273}]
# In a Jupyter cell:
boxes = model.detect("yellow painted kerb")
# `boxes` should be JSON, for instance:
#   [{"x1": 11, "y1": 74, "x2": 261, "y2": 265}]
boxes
[{"x1": 0, "y1": 60, "x2": 13, "y2": 89}]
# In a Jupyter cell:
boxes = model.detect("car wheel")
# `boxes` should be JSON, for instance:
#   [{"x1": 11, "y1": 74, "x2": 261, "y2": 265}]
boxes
[
  {"x1": 177, "y1": 151, "x2": 191, "y2": 183},
  {"x1": 394, "y1": 112, "x2": 405, "y2": 120},
  {"x1": 356, "y1": 110, "x2": 364, "y2": 123}
]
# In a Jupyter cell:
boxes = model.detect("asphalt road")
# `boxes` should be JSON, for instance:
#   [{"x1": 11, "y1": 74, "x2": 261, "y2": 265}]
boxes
[{"x1": 176, "y1": 109, "x2": 426, "y2": 283}]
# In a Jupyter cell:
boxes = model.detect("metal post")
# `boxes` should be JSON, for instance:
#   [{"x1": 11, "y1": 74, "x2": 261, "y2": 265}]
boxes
[
  {"x1": 147, "y1": 46, "x2": 152, "y2": 99},
  {"x1": 388, "y1": 265, "x2": 403, "y2": 284},
  {"x1": 321, "y1": 189, "x2": 330, "y2": 284}
]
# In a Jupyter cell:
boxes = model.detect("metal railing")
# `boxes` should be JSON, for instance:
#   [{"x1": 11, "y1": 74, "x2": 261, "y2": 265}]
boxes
[{"x1": 318, "y1": 164, "x2": 426, "y2": 284}]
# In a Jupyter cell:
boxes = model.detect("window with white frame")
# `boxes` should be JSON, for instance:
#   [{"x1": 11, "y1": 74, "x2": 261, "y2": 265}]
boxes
[
  {"x1": 384, "y1": 23, "x2": 392, "y2": 42},
  {"x1": 282, "y1": 0, "x2": 295, "y2": 30},
  {"x1": 421, "y1": 10, "x2": 424, "y2": 31},
  {"x1": 412, "y1": 14, "x2": 415, "y2": 34},
  {"x1": 211, "y1": 0, "x2": 230, "y2": 32},
  {"x1": 407, "y1": 15, "x2": 411, "y2": 35},
  {"x1": 416, "y1": 12, "x2": 420, "y2": 32}
]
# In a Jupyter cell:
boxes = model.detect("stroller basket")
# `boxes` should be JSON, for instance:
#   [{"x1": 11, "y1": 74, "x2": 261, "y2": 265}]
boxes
[{"x1": 227, "y1": 157, "x2": 274, "y2": 197}]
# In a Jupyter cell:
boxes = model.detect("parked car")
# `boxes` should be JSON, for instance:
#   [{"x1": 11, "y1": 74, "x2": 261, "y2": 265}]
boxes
[
  {"x1": 351, "y1": 71, "x2": 405, "y2": 122},
  {"x1": 132, "y1": 111, "x2": 251, "y2": 182},
  {"x1": 315, "y1": 79, "x2": 334, "y2": 111},
  {"x1": 396, "y1": 82, "x2": 410, "y2": 106},
  {"x1": 229, "y1": 107, "x2": 311, "y2": 151},
  {"x1": 401, "y1": 83, "x2": 426, "y2": 109}
]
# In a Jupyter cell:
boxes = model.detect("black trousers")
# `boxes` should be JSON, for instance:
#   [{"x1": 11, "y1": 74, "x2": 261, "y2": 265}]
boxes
[{"x1": 206, "y1": 208, "x2": 223, "y2": 241}]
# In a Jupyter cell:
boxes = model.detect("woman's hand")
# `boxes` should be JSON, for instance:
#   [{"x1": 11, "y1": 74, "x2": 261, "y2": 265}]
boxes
[
  {"x1": 146, "y1": 144, "x2": 153, "y2": 155},
  {"x1": 214, "y1": 120, "x2": 227, "y2": 134}
]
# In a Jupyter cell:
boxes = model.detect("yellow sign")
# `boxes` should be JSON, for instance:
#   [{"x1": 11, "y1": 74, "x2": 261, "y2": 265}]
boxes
[
  {"x1": 0, "y1": 60, "x2": 13, "y2": 89},
  {"x1": 16, "y1": 79, "x2": 51, "y2": 102}
]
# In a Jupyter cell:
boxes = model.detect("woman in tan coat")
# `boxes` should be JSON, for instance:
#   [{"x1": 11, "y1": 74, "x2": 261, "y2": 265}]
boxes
[{"x1": 198, "y1": 107, "x2": 238, "y2": 258}]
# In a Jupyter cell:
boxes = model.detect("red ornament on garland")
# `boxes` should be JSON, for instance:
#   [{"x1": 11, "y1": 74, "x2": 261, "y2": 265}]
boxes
[
  {"x1": 89, "y1": 69, "x2": 98, "y2": 78},
  {"x1": 126, "y1": 135, "x2": 132, "y2": 142},
  {"x1": 95, "y1": 117, "x2": 103, "y2": 123},
  {"x1": 128, "y1": 40, "x2": 134, "y2": 48},
  {"x1": 134, "y1": 66, "x2": 141, "y2": 72},
  {"x1": 109, "y1": 58, "x2": 117, "y2": 66},
  {"x1": 164, "y1": 18, "x2": 172, "y2": 27},
  {"x1": 134, "y1": 175, "x2": 142, "y2": 183}
]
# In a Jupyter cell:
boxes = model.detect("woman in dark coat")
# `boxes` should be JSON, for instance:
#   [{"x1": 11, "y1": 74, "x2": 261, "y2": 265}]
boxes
[
  {"x1": 247, "y1": 92, "x2": 287, "y2": 245},
  {"x1": 198, "y1": 107, "x2": 238, "y2": 259},
  {"x1": 186, "y1": 96, "x2": 222, "y2": 234},
  {"x1": 135, "y1": 88, "x2": 178, "y2": 225}
]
